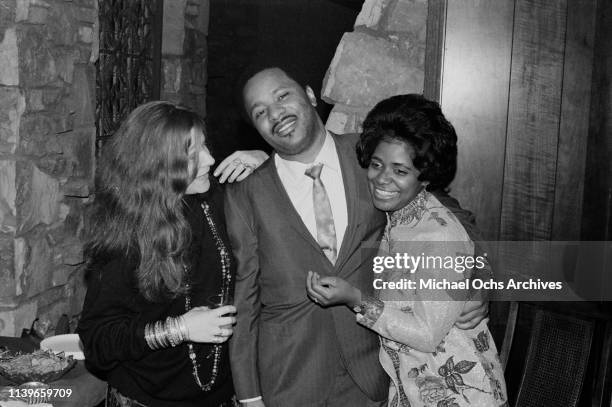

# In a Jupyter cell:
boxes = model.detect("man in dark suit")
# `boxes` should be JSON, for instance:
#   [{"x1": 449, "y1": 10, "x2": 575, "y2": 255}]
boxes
[{"x1": 225, "y1": 67, "x2": 486, "y2": 407}]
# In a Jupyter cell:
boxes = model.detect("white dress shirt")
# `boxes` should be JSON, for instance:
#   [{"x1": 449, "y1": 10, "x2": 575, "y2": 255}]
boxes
[{"x1": 275, "y1": 132, "x2": 348, "y2": 254}]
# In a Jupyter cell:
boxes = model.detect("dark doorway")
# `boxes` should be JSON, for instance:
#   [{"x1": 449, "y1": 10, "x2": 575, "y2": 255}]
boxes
[{"x1": 206, "y1": 0, "x2": 363, "y2": 160}]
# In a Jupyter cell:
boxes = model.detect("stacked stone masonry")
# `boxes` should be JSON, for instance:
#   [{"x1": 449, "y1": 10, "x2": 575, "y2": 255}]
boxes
[
  {"x1": 0, "y1": 0, "x2": 209, "y2": 337},
  {"x1": 0, "y1": 0, "x2": 97, "y2": 337},
  {"x1": 323, "y1": 0, "x2": 427, "y2": 134},
  {"x1": 161, "y1": 0, "x2": 209, "y2": 116}
]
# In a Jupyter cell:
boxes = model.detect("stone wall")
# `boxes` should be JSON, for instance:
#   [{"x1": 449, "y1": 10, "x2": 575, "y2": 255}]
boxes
[
  {"x1": 161, "y1": 0, "x2": 208, "y2": 116},
  {"x1": 323, "y1": 0, "x2": 427, "y2": 133},
  {"x1": 0, "y1": 0, "x2": 209, "y2": 338},
  {"x1": 0, "y1": 0, "x2": 97, "y2": 337}
]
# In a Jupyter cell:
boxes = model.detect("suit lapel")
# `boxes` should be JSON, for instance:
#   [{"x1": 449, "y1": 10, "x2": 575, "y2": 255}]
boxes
[
  {"x1": 333, "y1": 133, "x2": 369, "y2": 271},
  {"x1": 262, "y1": 154, "x2": 325, "y2": 255},
  {"x1": 263, "y1": 138, "x2": 371, "y2": 272}
]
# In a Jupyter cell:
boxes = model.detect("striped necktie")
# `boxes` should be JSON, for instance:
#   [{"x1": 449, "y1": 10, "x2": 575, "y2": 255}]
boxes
[{"x1": 305, "y1": 163, "x2": 337, "y2": 264}]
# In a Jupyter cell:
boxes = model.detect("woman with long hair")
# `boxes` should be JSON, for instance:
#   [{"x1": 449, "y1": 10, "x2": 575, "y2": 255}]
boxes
[{"x1": 78, "y1": 101, "x2": 266, "y2": 406}]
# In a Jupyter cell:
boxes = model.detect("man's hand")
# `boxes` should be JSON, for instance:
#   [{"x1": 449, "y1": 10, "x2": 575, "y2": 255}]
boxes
[
  {"x1": 306, "y1": 271, "x2": 361, "y2": 307},
  {"x1": 242, "y1": 400, "x2": 266, "y2": 407},
  {"x1": 214, "y1": 150, "x2": 269, "y2": 183},
  {"x1": 455, "y1": 300, "x2": 489, "y2": 329}
]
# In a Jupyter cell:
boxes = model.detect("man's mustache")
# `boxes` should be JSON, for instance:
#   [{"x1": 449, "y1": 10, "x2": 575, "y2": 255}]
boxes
[{"x1": 272, "y1": 115, "x2": 298, "y2": 135}]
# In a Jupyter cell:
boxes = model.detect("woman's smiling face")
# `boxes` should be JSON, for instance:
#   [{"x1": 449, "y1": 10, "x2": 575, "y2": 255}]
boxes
[{"x1": 367, "y1": 139, "x2": 425, "y2": 212}]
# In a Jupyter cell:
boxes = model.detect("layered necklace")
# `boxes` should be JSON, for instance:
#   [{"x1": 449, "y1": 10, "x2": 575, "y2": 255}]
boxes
[{"x1": 183, "y1": 202, "x2": 232, "y2": 391}]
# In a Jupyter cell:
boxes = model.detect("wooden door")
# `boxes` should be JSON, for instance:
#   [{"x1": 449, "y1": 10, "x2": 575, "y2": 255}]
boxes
[{"x1": 429, "y1": 0, "x2": 597, "y2": 242}]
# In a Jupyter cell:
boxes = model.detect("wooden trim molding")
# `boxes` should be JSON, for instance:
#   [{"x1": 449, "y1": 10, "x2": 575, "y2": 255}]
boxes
[{"x1": 424, "y1": 0, "x2": 447, "y2": 102}]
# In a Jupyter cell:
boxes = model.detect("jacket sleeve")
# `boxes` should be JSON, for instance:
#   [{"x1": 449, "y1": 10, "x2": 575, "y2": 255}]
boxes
[
  {"x1": 432, "y1": 190, "x2": 493, "y2": 295},
  {"x1": 77, "y1": 258, "x2": 152, "y2": 374},
  {"x1": 225, "y1": 184, "x2": 262, "y2": 400},
  {"x1": 357, "y1": 238, "x2": 472, "y2": 353}
]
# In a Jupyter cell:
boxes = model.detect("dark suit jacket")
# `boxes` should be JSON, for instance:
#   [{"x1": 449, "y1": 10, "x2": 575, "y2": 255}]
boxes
[{"x1": 225, "y1": 133, "x2": 389, "y2": 406}]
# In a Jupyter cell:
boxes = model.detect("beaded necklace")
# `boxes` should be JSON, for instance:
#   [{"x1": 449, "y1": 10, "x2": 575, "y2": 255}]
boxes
[{"x1": 184, "y1": 202, "x2": 232, "y2": 391}]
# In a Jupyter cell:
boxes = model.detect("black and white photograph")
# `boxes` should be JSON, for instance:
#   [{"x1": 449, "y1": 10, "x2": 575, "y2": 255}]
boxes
[{"x1": 0, "y1": 0, "x2": 610, "y2": 406}]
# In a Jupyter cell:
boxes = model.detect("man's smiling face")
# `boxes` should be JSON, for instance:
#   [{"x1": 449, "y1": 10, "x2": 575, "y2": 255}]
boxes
[{"x1": 243, "y1": 68, "x2": 321, "y2": 161}]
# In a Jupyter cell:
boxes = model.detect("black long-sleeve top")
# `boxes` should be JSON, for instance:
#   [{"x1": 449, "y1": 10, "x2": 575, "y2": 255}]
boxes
[{"x1": 77, "y1": 190, "x2": 235, "y2": 406}]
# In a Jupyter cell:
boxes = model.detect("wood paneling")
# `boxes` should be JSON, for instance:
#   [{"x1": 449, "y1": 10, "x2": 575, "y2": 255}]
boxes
[
  {"x1": 500, "y1": 0, "x2": 567, "y2": 240},
  {"x1": 582, "y1": 0, "x2": 612, "y2": 241},
  {"x1": 551, "y1": 0, "x2": 597, "y2": 240},
  {"x1": 440, "y1": 0, "x2": 515, "y2": 240},
  {"x1": 424, "y1": 0, "x2": 447, "y2": 102},
  {"x1": 430, "y1": 0, "x2": 603, "y2": 381}
]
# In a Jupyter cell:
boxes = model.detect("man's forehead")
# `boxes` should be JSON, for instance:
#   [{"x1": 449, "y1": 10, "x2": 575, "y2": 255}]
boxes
[{"x1": 246, "y1": 69, "x2": 299, "y2": 95}]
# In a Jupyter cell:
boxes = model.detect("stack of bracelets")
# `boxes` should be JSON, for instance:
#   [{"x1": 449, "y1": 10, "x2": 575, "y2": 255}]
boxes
[{"x1": 144, "y1": 316, "x2": 189, "y2": 349}]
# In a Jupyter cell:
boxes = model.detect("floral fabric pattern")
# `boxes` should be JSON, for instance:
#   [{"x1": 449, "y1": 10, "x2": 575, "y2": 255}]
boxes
[
  {"x1": 357, "y1": 295, "x2": 385, "y2": 329},
  {"x1": 358, "y1": 191, "x2": 507, "y2": 407}
]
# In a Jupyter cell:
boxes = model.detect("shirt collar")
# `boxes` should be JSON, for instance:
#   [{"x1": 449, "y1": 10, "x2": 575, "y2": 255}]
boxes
[
  {"x1": 386, "y1": 188, "x2": 429, "y2": 228},
  {"x1": 275, "y1": 131, "x2": 340, "y2": 182}
]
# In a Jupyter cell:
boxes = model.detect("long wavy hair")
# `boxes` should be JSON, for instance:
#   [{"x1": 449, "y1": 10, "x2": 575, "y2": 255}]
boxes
[{"x1": 85, "y1": 101, "x2": 206, "y2": 302}]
